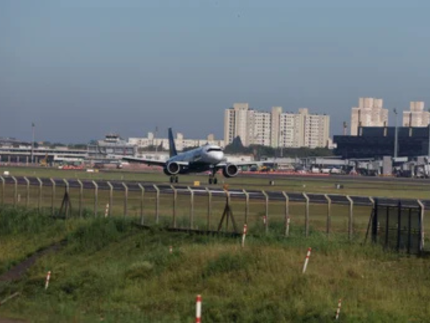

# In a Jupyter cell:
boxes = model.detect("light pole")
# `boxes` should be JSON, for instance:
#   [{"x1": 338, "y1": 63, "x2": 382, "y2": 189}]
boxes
[
  {"x1": 155, "y1": 126, "x2": 159, "y2": 153},
  {"x1": 393, "y1": 108, "x2": 398, "y2": 159},
  {"x1": 427, "y1": 109, "x2": 430, "y2": 162},
  {"x1": 31, "y1": 122, "x2": 35, "y2": 164}
]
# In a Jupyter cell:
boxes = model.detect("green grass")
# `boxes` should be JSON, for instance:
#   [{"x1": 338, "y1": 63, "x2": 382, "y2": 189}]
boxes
[{"x1": 1, "y1": 210, "x2": 430, "y2": 322}]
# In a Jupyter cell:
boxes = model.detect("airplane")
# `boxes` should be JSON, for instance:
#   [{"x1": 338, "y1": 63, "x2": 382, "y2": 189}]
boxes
[{"x1": 122, "y1": 128, "x2": 259, "y2": 184}]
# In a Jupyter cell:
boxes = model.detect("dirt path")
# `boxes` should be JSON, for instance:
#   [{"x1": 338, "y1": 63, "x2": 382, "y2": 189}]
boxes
[
  {"x1": 0, "y1": 243, "x2": 63, "y2": 282},
  {"x1": 0, "y1": 318, "x2": 27, "y2": 323},
  {"x1": 0, "y1": 244, "x2": 64, "y2": 323}
]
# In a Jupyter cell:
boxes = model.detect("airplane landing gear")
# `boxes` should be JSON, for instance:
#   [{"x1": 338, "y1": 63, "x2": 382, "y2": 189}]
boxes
[
  {"x1": 208, "y1": 173, "x2": 218, "y2": 185},
  {"x1": 170, "y1": 176, "x2": 178, "y2": 183}
]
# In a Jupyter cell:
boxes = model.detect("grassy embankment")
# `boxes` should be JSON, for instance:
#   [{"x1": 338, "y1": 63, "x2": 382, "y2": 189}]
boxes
[{"x1": 1, "y1": 207, "x2": 430, "y2": 322}]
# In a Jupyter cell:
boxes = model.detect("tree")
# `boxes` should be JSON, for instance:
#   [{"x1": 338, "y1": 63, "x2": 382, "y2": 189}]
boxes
[{"x1": 224, "y1": 136, "x2": 250, "y2": 154}]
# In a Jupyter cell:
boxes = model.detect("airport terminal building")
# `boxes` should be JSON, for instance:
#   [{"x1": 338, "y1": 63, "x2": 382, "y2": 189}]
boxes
[{"x1": 334, "y1": 126, "x2": 430, "y2": 159}]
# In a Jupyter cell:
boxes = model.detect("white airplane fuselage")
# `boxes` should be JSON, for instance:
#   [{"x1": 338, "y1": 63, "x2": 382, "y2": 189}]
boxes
[{"x1": 168, "y1": 144, "x2": 224, "y2": 173}]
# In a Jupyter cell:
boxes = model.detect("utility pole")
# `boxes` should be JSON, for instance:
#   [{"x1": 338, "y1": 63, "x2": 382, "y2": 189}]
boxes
[
  {"x1": 155, "y1": 126, "x2": 158, "y2": 153},
  {"x1": 427, "y1": 109, "x2": 430, "y2": 163},
  {"x1": 31, "y1": 122, "x2": 35, "y2": 164},
  {"x1": 393, "y1": 108, "x2": 398, "y2": 158}
]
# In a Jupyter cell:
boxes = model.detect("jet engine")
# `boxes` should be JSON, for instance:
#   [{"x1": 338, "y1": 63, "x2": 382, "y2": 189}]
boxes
[
  {"x1": 164, "y1": 162, "x2": 181, "y2": 175},
  {"x1": 222, "y1": 164, "x2": 239, "y2": 178}
]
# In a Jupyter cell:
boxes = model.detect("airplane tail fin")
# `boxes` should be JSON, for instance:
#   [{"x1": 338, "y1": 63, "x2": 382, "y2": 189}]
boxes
[{"x1": 168, "y1": 128, "x2": 178, "y2": 157}]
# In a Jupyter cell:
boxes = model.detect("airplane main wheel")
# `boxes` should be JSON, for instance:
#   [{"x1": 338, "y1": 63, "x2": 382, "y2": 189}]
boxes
[
  {"x1": 175, "y1": 176, "x2": 178, "y2": 183},
  {"x1": 214, "y1": 178, "x2": 218, "y2": 184},
  {"x1": 170, "y1": 176, "x2": 174, "y2": 183},
  {"x1": 208, "y1": 178, "x2": 213, "y2": 185}
]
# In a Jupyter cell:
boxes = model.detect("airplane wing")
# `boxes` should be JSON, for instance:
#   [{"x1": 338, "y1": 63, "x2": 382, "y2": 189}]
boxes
[
  {"x1": 215, "y1": 161, "x2": 262, "y2": 168},
  {"x1": 122, "y1": 156, "x2": 189, "y2": 167},
  {"x1": 121, "y1": 156, "x2": 166, "y2": 167}
]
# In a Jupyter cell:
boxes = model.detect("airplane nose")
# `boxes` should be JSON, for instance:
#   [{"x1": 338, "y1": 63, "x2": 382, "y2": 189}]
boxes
[{"x1": 208, "y1": 151, "x2": 223, "y2": 163}]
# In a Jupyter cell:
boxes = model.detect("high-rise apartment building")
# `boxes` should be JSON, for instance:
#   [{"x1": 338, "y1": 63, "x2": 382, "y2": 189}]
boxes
[
  {"x1": 270, "y1": 106, "x2": 282, "y2": 147},
  {"x1": 224, "y1": 103, "x2": 250, "y2": 146},
  {"x1": 402, "y1": 101, "x2": 430, "y2": 127},
  {"x1": 350, "y1": 98, "x2": 388, "y2": 135},
  {"x1": 248, "y1": 109, "x2": 271, "y2": 146},
  {"x1": 224, "y1": 104, "x2": 330, "y2": 148}
]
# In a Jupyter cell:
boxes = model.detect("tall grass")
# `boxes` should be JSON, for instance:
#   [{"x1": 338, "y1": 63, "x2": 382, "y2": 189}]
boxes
[{"x1": 0, "y1": 210, "x2": 430, "y2": 322}]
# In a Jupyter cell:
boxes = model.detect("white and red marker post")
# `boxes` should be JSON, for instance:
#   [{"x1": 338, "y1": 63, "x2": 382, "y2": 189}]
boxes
[
  {"x1": 195, "y1": 294, "x2": 202, "y2": 323},
  {"x1": 169, "y1": 246, "x2": 173, "y2": 254},
  {"x1": 335, "y1": 298, "x2": 342, "y2": 320},
  {"x1": 45, "y1": 271, "x2": 51, "y2": 290},
  {"x1": 241, "y1": 224, "x2": 248, "y2": 248},
  {"x1": 302, "y1": 247, "x2": 312, "y2": 273},
  {"x1": 263, "y1": 216, "x2": 267, "y2": 225},
  {"x1": 104, "y1": 203, "x2": 109, "y2": 217}
]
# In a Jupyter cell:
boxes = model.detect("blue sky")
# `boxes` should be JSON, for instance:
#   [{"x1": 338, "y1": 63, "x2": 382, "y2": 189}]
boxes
[{"x1": 1, "y1": 0, "x2": 430, "y2": 143}]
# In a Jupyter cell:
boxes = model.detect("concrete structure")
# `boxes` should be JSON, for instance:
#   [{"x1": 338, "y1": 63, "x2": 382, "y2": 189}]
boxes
[
  {"x1": 128, "y1": 133, "x2": 224, "y2": 152},
  {"x1": 402, "y1": 101, "x2": 430, "y2": 127},
  {"x1": 350, "y1": 98, "x2": 388, "y2": 135},
  {"x1": 224, "y1": 103, "x2": 250, "y2": 146},
  {"x1": 248, "y1": 109, "x2": 271, "y2": 146},
  {"x1": 270, "y1": 106, "x2": 283, "y2": 147},
  {"x1": 224, "y1": 104, "x2": 330, "y2": 148}
]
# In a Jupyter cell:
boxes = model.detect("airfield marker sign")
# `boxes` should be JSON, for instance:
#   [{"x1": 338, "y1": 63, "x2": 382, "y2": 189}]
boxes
[
  {"x1": 335, "y1": 298, "x2": 342, "y2": 320},
  {"x1": 242, "y1": 224, "x2": 248, "y2": 248},
  {"x1": 302, "y1": 247, "x2": 312, "y2": 273},
  {"x1": 45, "y1": 271, "x2": 51, "y2": 290},
  {"x1": 195, "y1": 294, "x2": 202, "y2": 323}
]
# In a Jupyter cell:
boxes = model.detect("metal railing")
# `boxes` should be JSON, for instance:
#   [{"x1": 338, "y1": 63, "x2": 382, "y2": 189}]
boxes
[{"x1": 0, "y1": 176, "x2": 428, "y2": 241}]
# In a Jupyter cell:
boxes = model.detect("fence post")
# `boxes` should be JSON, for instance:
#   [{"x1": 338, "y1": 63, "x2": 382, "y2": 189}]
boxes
[
  {"x1": 11, "y1": 176, "x2": 17, "y2": 207},
  {"x1": 224, "y1": 190, "x2": 231, "y2": 230},
  {"x1": 282, "y1": 192, "x2": 290, "y2": 237},
  {"x1": 417, "y1": 200, "x2": 425, "y2": 252},
  {"x1": 50, "y1": 178, "x2": 56, "y2": 216},
  {"x1": 138, "y1": 184, "x2": 145, "y2": 225},
  {"x1": 188, "y1": 186, "x2": 195, "y2": 229},
  {"x1": 346, "y1": 196, "x2": 354, "y2": 240},
  {"x1": 122, "y1": 182, "x2": 128, "y2": 217},
  {"x1": 24, "y1": 177, "x2": 30, "y2": 208},
  {"x1": 107, "y1": 182, "x2": 114, "y2": 217},
  {"x1": 37, "y1": 177, "x2": 43, "y2": 212},
  {"x1": 206, "y1": 187, "x2": 212, "y2": 231},
  {"x1": 77, "y1": 179, "x2": 83, "y2": 218},
  {"x1": 153, "y1": 184, "x2": 160, "y2": 224},
  {"x1": 261, "y1": 191, "x2": 269, "y2": 233},
  {"x1": 303, "y1": 193, "x2": 310, "y2": 237},
  {"x1": 243, "y1": 189, "x2": 249, "y2": 225},
  {"x1": 63, "y1": 179, "x2": 70, "y2": 218},
  {"x1": 92, "y1": 181, "x2": 98, "y2": 217},
  {"x1": 0, "y1": 176, "x2": 4, "y2": 205},
  {"x1": 324, "y1": 194, "x2": 331, "y2": 236},
  {"x1": 170, "y1": 185, "x2": 177, "y2": 228},
  {"x1": 63, "y1": 179, "x2": 69, "y2": 194},
  {"x1": 367, "y1": 197, "x2": 375, "y2": 239}
]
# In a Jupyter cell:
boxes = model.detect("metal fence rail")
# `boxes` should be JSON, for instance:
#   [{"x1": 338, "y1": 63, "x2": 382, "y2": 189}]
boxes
[
  {"x1": 0, "y1": 176, "x2": 428, "y2": 244},
  {"x1": 2, "y1": 175, "x2": 430, "y2": 207}
]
